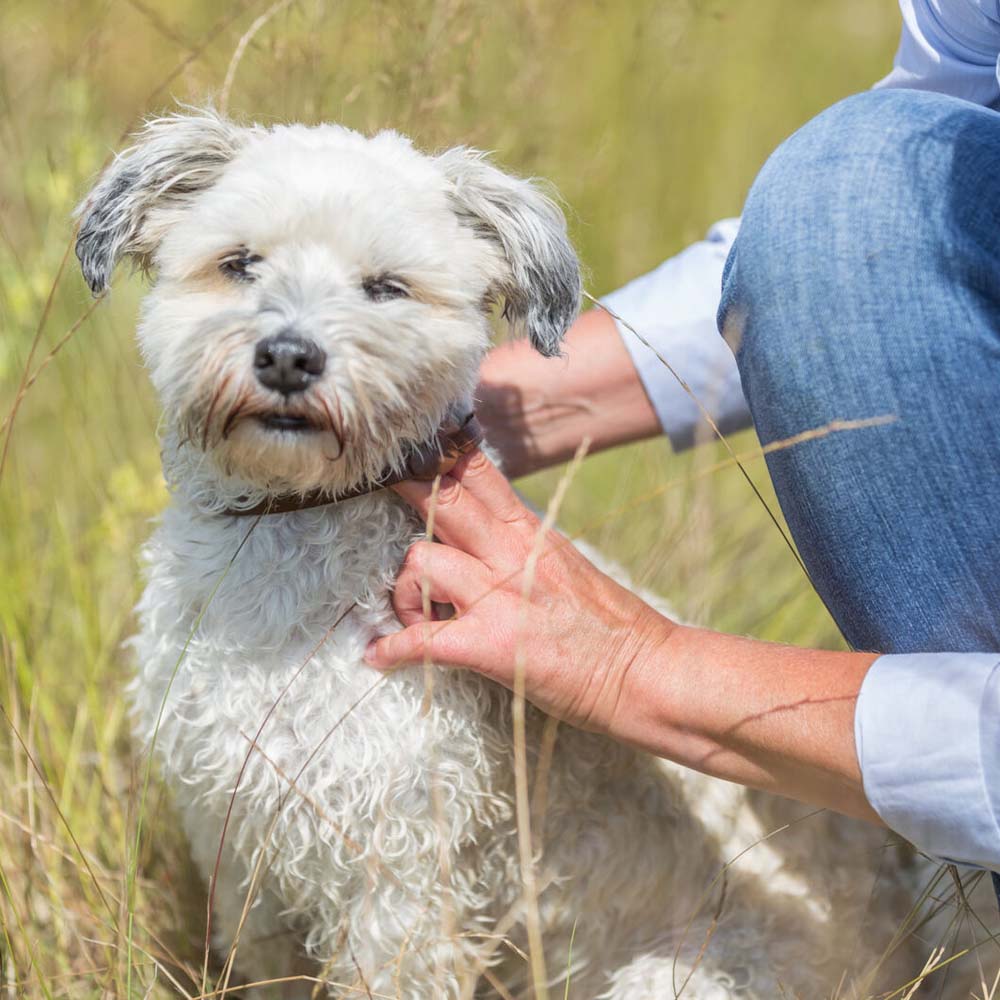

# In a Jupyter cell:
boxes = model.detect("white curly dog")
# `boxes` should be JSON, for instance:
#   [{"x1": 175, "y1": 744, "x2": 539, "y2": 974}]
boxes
[{"x1": 76, "y1": 111, "x2": 957, "y2": 999}]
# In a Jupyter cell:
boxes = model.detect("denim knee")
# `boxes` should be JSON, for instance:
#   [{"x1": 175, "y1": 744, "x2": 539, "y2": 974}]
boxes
[
  {"x1": 719, "y1": 87, "x2": 1000, "y2": 441},
  {"x1": 717, "y1": 89, "x2": 1000, "y2": 652}
]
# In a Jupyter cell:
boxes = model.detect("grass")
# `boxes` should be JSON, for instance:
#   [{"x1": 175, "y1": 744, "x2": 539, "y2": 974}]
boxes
[{"x1": 2, "y1": 0, "x2": 994, "y2": 996}]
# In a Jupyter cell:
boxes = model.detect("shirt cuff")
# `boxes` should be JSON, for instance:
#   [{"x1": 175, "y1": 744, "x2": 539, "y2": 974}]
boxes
[
  {"x1": 874, "y1": 0, "x2": 1000, "y2": 108},
  {"x1": 600, "y1": 219, "x2": 752, "y2": 450},
  {"x1": 856, "y1": 652, "x2": 1000, "y2": 869}
]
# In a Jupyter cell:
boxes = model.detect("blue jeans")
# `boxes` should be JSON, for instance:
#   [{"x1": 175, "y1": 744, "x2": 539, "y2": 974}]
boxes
[{"x1": 719, "y1": 88, "x2": 1000, "y2": 656}]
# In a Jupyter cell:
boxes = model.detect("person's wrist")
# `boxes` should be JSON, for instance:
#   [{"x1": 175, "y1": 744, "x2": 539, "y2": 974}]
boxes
[
  {"x1": 476, "y1": 308, "x2": 661, "y2": 478},
  {"x1": 475, "y1": 342, "x2": 548, "y2": 478},
  {"x1": 589, "y1": 604, "x2": 680, "y2": 741},
  {"x1": 475, "y1": 381, "x2": 539, "y2": 479}
]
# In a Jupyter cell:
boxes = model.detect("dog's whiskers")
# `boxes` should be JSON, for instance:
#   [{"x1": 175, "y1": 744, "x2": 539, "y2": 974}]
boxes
[
  {"x1": 334, "y1": 393, "x2": 352, "y2": 451},
  {"x1": 202, "y1": 371, "x2": 235, "y2": 451},
  {"x1": 317, "y1": 395, "x2": 345, "y2": 462},
  {"x1": 221, "y1": 387, "x2": 255, "y2": 441}
]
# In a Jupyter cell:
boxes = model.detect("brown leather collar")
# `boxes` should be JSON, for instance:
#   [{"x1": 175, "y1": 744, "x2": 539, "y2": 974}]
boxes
[{"x1": 222, "y1": 412, "x2": 483, "y2": 517}]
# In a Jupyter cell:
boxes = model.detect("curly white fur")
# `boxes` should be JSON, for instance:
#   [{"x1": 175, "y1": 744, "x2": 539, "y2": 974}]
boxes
[{"x1": 77, "y1": 112, "x2": 963, "y2": 999}]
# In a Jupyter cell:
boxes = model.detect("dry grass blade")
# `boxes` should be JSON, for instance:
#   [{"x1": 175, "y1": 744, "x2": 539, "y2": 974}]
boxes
[
  {"x1": 562, "y1": 917, "x2": 579, "y2": 1000},
  {"x1": 0, "y1": 702, "x2": 116, "y2": 925},
  {"x1": 0, "y1": 238, "x2": 77, "y2": 488},
  {"x1": 529, "y1": 714, "x2": 560, "y2": 846},
  {"x1": 219, "y1": 0, "x2": 297, "y2": 114},
  {"x1": 482, "y1": 968, "x2": 518, "y2": 1000},
  {"x1": 976, "y1": 964, "x2": 1000, "y2": 1000},
  {"x1": 420, "y1": 474, "x2": 443, "y2": 718},
  {"x1": 456, "y1": 872, "x2": 557, "y2": 997},
  {"x1": 510, "y1": 436, "x2": 591, "y2": 1000},
  {"x1": 140, "y1": 0, "x2": 263, "y2": 110},
  {"x1": 347, "y1": 941, "x2": 375, "y2": 1000},
  {"x1": 191, "y1": 973, "x2": 396, "y2": 998},
  {"x1": 0, "y1": 297, "x2": 105, "y2": 438},
  {"x1": 900, "y1": 948, "x2": 947, "y2": 1000}
]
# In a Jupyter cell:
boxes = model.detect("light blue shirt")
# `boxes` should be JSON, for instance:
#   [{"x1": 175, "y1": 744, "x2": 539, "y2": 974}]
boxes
[{"x1": 604, "y1": 0, "x2": 1000, "y2": 870}]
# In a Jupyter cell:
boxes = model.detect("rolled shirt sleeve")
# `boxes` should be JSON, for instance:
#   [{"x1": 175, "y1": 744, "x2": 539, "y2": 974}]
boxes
[
  {"x1": 875, "y1": 0, "x2": 1000, "y2": 107},
  {"x1": 856, "y1": 652, "x2": 1000, "y2": 869},
  {"x1": 601, "y1": 219, "x2": 752, "y2": 451}
]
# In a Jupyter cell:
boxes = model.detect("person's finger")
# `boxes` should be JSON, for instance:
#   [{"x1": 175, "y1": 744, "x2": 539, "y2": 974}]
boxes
[
  {"x1": 364, "y1": 618, "x2": 478, "y2": 672},
  {"x1": 391, "y1": 541, "x2": 490, "y2": 627},
  {"x1": 447, "y1": 449, "x2": 535, "y2": 527},
  {"x1": 392, "y1": 466, "x2": 531, "y2": 566}
]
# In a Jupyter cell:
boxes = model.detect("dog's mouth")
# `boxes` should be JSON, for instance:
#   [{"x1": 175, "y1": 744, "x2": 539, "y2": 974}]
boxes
[
  {"x1": 191, "y1": 382, "x2": 348, "y2": 461},
  {"x1": 257, "y1": 413, "x2": 318, "y2": 433}
]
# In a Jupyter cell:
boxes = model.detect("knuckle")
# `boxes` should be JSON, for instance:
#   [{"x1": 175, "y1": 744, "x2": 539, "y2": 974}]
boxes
[
  {"x1": 508, "y1": 509, "x2": 540, "y2": 534},
  {"x1": 505, "y1": 519, "x2": 535, "y2": 549},
  {"x1": 404, "y1": 540, "x2": 432, "y2": 569},
  {"x1": 462, "y1": 448, "x2": 491, "y2": 474},
  {"x1": 432, "y1": 479, "x2": 464, "y2": 509}
]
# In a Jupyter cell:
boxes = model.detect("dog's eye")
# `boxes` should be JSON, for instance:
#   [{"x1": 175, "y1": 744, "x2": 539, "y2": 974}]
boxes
[
  {"x1": 363, "y1": 275, "x2": 410, "y2": 302},
  {"x1": 219, "y1": 250, "x2": 263, "y2": 282}
]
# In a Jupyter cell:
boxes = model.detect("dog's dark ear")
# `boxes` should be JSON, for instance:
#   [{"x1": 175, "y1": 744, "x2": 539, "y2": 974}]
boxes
[
  {"x1": 436, "y1": 148, "x2": 581, "y2": 358},
  {"x1": 75, "y1": 110, "x2": 245, "y2": 295}
]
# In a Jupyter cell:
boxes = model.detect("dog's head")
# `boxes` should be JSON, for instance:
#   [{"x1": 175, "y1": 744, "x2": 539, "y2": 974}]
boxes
[{"x1": 76, "y1": 110, "x2": 580, "y2": 501}]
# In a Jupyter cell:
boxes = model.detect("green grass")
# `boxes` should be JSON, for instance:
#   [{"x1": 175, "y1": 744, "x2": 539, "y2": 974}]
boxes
[{"x1": 0, "y1": 1, "x2": 963, "y2": 996}]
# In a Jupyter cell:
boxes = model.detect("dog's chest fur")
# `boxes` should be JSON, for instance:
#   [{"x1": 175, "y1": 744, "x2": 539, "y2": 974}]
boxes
[{"x1": 132, "y1": 492, "x2": 518, "y2": 844}]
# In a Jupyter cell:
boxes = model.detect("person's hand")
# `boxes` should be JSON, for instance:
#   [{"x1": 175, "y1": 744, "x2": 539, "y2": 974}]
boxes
[
  {"x1": 365, "y1": 450, "x2": 881, "y2": 825},
  {"x1": 364, "y1": 449, "x2": 677, "y2": 734}
]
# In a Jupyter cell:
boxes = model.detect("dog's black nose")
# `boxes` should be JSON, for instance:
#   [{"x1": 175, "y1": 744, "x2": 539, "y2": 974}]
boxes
[{"x1": 253, "y1": 333, "x2": 326, "y2": 395}]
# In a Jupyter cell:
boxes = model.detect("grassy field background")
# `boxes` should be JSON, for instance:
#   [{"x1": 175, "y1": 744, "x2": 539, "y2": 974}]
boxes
[{"x1": 0, "y1": 0, "x2": 966, "y2": 996}]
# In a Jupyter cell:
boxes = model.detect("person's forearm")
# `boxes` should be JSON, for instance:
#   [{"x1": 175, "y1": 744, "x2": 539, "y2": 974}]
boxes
[
  {"x1": 613, "y1": 618, "x2": 882, "y2": 823},
  {"x1": 476, "y1": 309, "x2": 661, "y2": 478}
]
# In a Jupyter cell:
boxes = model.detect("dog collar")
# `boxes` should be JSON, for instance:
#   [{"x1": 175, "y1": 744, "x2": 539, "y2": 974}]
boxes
[{"x1": 221, "y1": 412, "x2": 484, "y2": 517}]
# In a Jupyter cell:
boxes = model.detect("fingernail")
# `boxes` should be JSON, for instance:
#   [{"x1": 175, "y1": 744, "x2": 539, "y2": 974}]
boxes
[{"x1": 364, "y1": 640, "x2": 379, "y2": 666}]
